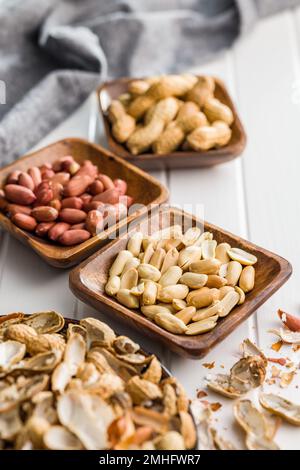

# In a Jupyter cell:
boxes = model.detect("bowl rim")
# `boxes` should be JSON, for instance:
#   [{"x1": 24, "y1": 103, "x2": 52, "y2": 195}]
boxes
[
  {"x1": 97, "y1": 75, "x2": 247, "y2": 165},
  {"x1": 69, "y1": 206, "x2": 292, "y2": 359},
  {"x1": 0, "y1": 137, "x2": 169, "y2": 267}
]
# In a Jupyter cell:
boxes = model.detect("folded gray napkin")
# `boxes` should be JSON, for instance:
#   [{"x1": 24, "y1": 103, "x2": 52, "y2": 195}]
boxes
[{"x1": 0, "y1": 0, "x2": 298, "y2": 164}]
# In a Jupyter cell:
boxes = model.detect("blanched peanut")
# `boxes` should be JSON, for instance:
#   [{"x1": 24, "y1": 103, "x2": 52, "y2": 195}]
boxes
[
  {"x1": 158, "y1": 285, "x2": 189, "y2": 303},
  {"x1": 117, "y1": 289, "x2": 139, "y2": 309},
  {"x1": 138, "y1": 264, "x2": 161, "y2": 282},
  {"x1": 179, "y1": 273, "x2": 208, "y2": 289},
  {"x1": 178, "y1": 246, "x2": 202, "y2": 270},
  {"x1": 187, "y1": 287, "x2": 214, "y2": 309},
  {"x1": 160, "y1": 248, "x2": 179, "y2": 274},
  {"x1": 105, "y1": 226, "x2": 258, "y2": 336},
  {"x1": 225, "y1": 261, "x2": 243, "y2": 286},
  {"x1": 127, "y1": 232, "x2": 143, "y2": 257},
  {"x1": 105, "y1": 276, "x2": 121, "y2": 296},
  {"x1": 235, "y1": 286, "x2": 246, "y2": 305},
  {"x1": 218, "y1": 291, "x2": 240, "y2": 317},
  {"x1": 189, "y1": 259, "x2": 221, "y2": 275},
  {"x1": 142, "y1": 280, "x2": 158, "y2": 306},
  {"x1": 154, "y1": 311, "x2": 188, "y2": 334},
  {"x1": 192, "y1": 301, "x2": 222, "y2": 322},
  {"x1": 141, "y1": 305, "x2": 170, "y2": 320},
  {"x1": 172, "y1": 299, "x2": 187, "y2": 311},
  {"x1": 149, "y1": 248, "x2": 166, "y2": 270},
  {"x1": 123, "y1": 257, "x2": 140, "y2": 274},
  {"x1": 175, "y1": 306, "x2": 196, "y2": 325},
  {"x1": 215, "y1": 242, "x2": 231, "y2": 263},
  {"x1": 159, "y1": 266, "x2": 183, "y2": 287},
  {"x1": 142, "y1": 243, "x2": 155, "y2": 264},
  {"x1": 205, "y1": 275, "x2": 227, "y2": 289},
  {"x1": 109, "y1": 250, "x2": 133, "y2": 277},
  {"x1": 219, "y1": 286, "x2": 234, "y2": 300},
  {"x1": 239, "y1": 266, "x2": 255, "y2": 293},
  {"x1": 120, "y1": 268, "x2": 138, "y2": 290}
]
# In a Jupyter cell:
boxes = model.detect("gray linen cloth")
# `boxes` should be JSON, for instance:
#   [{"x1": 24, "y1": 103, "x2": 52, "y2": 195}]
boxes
[{"x1": 0, "y1": 0, "x2": 299, "y2": 164}]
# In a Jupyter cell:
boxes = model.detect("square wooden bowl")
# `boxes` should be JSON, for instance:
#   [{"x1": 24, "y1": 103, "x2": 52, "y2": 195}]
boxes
[
  {"x1": 0, "y1": 138, "x2": 168, "y2": 268},
  {"x1": 69, "y1": 207, "x2": 292, "y2": 358},
  {"x1": 98, "y1": 76, "x2": 247, "y2": 171}
]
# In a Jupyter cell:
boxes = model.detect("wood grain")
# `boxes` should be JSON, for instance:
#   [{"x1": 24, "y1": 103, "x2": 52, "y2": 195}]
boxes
[
  {"x1": 69, "y1": 207, "x2": 292, "y2": 359},
  {"x1": 98, "y1": 76, "x2": 247, "y2": 170},
  {"x1": 0, "y1": 138, "x2": 168, "y2": 268}
]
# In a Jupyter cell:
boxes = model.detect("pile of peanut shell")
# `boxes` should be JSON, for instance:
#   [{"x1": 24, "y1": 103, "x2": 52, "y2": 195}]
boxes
[
  {"x1": 107, "y1": 74, "x2": 234, "y2": 155},
  {"x1": 105, "y1": 225, "x2": 257, "y2": 335},
  {"x1": 194, "y1": 334, "x2": 300, "y2": 450},
  {"x1": 0, "y1": 312, "x2": 196, "y2": 450},
  {"x1": 0, "y1": 156, "x2": 133, "y2": 246}
]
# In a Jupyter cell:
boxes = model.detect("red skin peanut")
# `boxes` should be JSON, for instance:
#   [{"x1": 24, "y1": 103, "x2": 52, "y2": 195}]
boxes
[
  {"x1": 76, "y1": 160, "x2": 98, "y2": 179},
  {"x1": 85, "y1": 210, "x2": 104, "y2": 236},
  {"x1": 48, "y1": 222, "x2": 71, "y2": 241},
  {"x1": 7, "y1": 204, "x2": 32, "y2": 216},
  {"x1": 59, "y1": 208, "x2": 87, "y2": 224},
  {"x1": 7, "y1": 171, "x2": 21, "y2": 185},
  {"x1": 52, "y1": 156, "x2": 74, "y2": 172},
  {"x1": 51, "y1": 172, "x2": 70, "y2": 186},
  {"x1": 18, "y1": 172, "x2": 35, "y2": 191},
  {"x1": 82, "y1": 201, "x2": 105, "y2": 213},
  {"x1": 28, "y1": 167, "x2": 42, "y2": 188},
  {"x1": 89, "y1": 180, "x2": 104, "y2": 196},
  {"x1": 114, "y1": 178, "x2": 127, "y2": 195},
  {"x1": 98, "y1": 174, "x2": 114, "y2": 190},
  {"x1": 58, "y1": 229, "x2": 91, "y2": 246},
  {"x1": 70, "y1": 223, "x2": 86, "y2": 230},
  {"x1": 31, "y1": 206, "x2": 58, "y2": 223},
  {"x1": 35, "y1": 222, "x2": 55, "y2": 238},
  {"x1": 49, "y1": 199, "x2": 62, "y2": 212},
  {"x1": 61, "y1": 197, "x2": 83, "y2": 210},
  {"x1": 12, "y1": 213, "x2": 37, "y2": 232},
  {"x1": 80, "y1": 193, "x2": 92, "y2": 205},
  {"x1": 93, "y1": 188, "x2": 120, "y2": 205},
  {"x1": 41, "y1": 169, "x2": 55, "y2": 180},
  {"x1": 64, "y1": 175, "x2": 93, "y2": 198},
  {"x1": 35, "y1": 182, "x2": 53, "y2": 205},
  {"x1": 4, "y1": 185, "x2": 36, "y2": 205}
]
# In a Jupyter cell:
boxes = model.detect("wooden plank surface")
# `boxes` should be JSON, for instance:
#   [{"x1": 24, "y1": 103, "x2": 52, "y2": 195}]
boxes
[
  {"x1": 1, "y1": 9, "x2": 300, "y2": 449},
  {"x1": 232, "y1": 8, "x2": 300, "y2": 449}
]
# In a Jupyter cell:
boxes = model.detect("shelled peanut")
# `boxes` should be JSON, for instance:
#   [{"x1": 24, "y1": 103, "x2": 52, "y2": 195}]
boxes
[
  {"x1": 105, "y1": 226, "x2": 257, "y2": 335},
  {"x1": 107, "y1": 73, "x2": 234, "y2": 155},
  {"x1": 0, "y1": 156, "x2": 133, "y2": 246}
]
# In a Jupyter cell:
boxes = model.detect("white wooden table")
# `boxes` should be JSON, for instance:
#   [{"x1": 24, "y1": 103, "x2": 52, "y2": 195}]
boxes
[{"x1": 1, "y1": 9, "x2": 300, "y2": 449}]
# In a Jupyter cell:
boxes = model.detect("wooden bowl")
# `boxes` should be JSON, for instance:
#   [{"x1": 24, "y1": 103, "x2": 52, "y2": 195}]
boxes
[
  {"x1": 70, "y1": 207, "x2": 292, "y2": 359},
  {"x1": 98, "y1": 76, "x2": 247, "y2": 171},
  {"x1": 0, "y1": 138, "x2": 168, "y2": 268}
]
